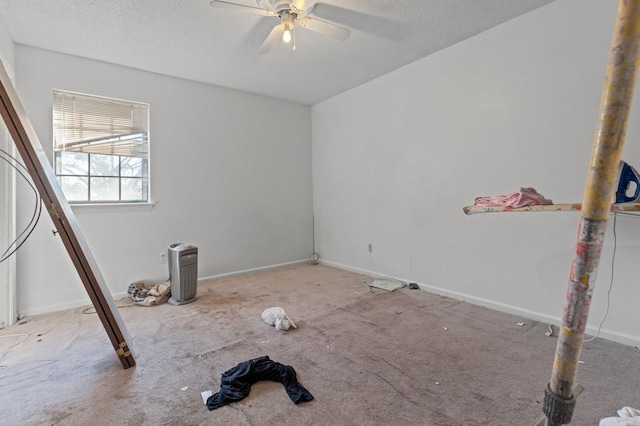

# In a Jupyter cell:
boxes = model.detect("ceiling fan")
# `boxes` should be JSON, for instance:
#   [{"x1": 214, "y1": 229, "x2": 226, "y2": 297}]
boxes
[{"x1": 209, "y1": 0, "x2": 351, "y2": 54}]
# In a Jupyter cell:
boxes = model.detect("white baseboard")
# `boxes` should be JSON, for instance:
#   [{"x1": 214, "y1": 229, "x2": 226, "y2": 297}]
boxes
[
  {"x1": 20, "y1": 297, "x2": 93, "y2": 317},
  {"x1": 19, "y1": 291, "x2": 134, "y2": 318},
  {"x1": 19, "y1": 259, "x2": 310, "y2": 318},
  {"x1": 320, "y1": 259, "x2": 640, "y2": 348},
  {"x1": 197, "y1": 259, "x2": 309, "y2": 283},
  {"x1": 20, "y1": 258, "x2": 639, "y2": 347}
]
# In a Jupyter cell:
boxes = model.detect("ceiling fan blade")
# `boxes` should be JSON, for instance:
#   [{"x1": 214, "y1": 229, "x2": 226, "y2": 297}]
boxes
[
  {"x1": 209, "y1": 0, "x2": 274, "y2": 16},
  {"x1": 259, "y1": 23, "x2": 285, "y2": 54},
  {"x1": 296, "y1": 3, "x2": 314, "y2": 19},
  {"x1": 299, "y1": 17, "x2": 350, "y2": 40},
  {"x1": 257, "y1": 0, "x2": 276, "y2": 12}
]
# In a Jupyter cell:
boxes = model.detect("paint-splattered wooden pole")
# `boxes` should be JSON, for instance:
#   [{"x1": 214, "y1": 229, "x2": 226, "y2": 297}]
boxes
[{"x1": 543, "y1": 1, "x2": 640, "y2": 425}]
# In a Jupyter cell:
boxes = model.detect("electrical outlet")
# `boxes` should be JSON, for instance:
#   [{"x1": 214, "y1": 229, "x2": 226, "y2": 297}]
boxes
[{"x1": 160, "y1": 251, "x2": 167, "y2": 264}]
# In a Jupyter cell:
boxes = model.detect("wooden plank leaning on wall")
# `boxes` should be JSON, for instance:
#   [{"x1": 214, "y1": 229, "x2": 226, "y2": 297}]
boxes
[{"x1": 0, "y1": 61, "x2": 135, "y2": 369}]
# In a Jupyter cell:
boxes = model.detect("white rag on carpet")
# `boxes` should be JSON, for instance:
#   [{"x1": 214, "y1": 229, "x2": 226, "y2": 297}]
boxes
[
  {"x1": 261, "y1": 307, "x2": 297, "y2": 331},
  {"x1": 600, "y1": 407, "x2": 640, "y2": 425}
]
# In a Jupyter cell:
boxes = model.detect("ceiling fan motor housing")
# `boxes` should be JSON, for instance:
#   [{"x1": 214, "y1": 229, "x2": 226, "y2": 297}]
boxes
[{"x1": 268, "y1": 0, "x2": 294, "y2": 15}]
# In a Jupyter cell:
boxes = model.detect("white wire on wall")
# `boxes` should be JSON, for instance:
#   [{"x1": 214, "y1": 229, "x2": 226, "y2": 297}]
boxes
[
  {"x1": 0, "y1": 148, "x2": 41, "y2": 263},
  {"x1": 584, "y1": 212, "x2": 618, "y2": 343}
]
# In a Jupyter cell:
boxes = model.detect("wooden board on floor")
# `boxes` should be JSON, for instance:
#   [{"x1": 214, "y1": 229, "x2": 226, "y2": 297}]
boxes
[{"x1": 0, "y1": 61, "x2": 135, "y2": 369}]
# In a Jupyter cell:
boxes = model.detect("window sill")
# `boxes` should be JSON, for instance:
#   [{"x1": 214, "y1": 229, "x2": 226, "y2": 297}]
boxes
[{"x1": 70, "y1": 202, "x2": 156, "y2": 214}]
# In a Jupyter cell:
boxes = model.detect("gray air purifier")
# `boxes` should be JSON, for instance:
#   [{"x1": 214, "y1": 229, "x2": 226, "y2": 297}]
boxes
[{"x1": 167, "y1": 243, "x2": 198, "y2": 305}]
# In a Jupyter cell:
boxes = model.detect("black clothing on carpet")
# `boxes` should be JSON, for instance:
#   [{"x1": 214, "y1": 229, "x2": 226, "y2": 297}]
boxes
[{"x1": 206, "y1": 355, "x2": 314, "y2": 410}]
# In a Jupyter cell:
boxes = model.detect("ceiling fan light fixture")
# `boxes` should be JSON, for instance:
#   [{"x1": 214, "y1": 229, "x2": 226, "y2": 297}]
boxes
[
  {"x1": 213, "y1": 0, "x2": 350, "y2": 54},
  {"x1": 282, "y1": 29, "x2": 292, "y2": 43},
  {"x1": 282, "y1": 21, "x2": 294, "y2": 43},
  {"x1": 281, "y1": 11, "x2": 295, "y2": 44}
]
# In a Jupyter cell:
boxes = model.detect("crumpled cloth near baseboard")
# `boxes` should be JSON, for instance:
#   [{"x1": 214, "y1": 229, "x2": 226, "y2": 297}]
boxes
[{"x1": 128, "y1": 280, "x2": 171, "y2": 306}]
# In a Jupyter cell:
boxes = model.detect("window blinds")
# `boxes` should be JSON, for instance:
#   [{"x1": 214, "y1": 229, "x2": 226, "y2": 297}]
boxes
[{"x1": 53, "y1": 90, "x2": 149, "y2": 159}]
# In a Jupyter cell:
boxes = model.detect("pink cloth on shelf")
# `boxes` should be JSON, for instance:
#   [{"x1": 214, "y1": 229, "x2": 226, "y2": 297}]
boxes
[{"x1": 474, "y1": 187, "x2": 553, "y2": 208}]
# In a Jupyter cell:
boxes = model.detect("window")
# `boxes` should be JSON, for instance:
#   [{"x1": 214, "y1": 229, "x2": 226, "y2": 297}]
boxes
[{"x1": 53, "y1": 90, "x2": 149, "y2": 203}]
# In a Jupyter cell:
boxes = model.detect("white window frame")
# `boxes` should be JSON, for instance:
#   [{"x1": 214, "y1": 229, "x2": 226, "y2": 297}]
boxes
[{"x1": 52, "y1": 90, "x2": 150, "y2": 204}]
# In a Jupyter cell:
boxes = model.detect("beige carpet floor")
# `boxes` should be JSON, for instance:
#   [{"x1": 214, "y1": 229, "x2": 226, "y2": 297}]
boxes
[{"x1": 0, "y1": 264, "x2": 638, "y2": 425}]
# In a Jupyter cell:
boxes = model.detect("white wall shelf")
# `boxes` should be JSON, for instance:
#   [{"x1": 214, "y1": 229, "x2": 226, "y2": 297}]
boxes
[{"x1": 463, "y1": 202, "x2": 640, "y2": 215}]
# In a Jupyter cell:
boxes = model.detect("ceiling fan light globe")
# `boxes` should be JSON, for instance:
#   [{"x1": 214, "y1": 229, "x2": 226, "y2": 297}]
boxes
[{"x1": 282, "y1": 29, "x2": 292, "y2": 43}]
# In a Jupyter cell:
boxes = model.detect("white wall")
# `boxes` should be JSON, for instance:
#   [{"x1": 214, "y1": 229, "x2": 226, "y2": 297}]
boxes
[
  {"x1": 0, "y1": 16, "x2": 16, "y2": 328},
  {"x1": 14, "y1": 45, "x2": 313, "y2": 315},
  {"x1": 312, "y1": 0, "x2": 640, "y2": 346},
  {"x1": 0, "y1": 121, "x2": 16, "y2": 329},
  {"x1": 0, "y1": 13, "x2": 13, "y2": 75}
]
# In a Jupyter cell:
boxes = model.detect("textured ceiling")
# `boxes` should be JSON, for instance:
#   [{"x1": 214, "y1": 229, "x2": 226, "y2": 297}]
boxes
[{"x1": 0, "y1": 0, "x2": 555, "y2": 105}]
